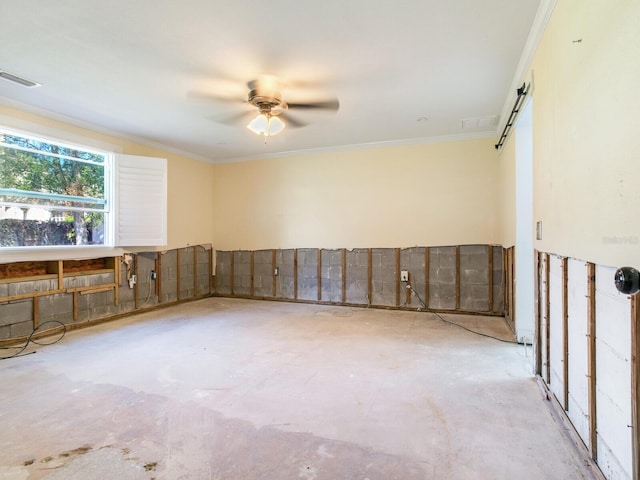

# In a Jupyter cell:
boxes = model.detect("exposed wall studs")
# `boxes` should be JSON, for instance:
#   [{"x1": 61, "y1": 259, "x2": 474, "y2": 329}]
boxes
[
  {"x1": 455, "y1": 245, "x2": 461, "y2": 310},
  {"x1": 395, "y1": 248, "x2": 401, "y2": 307},
  {"x1": 545, "y1": 253, "x2": 551, "y2": 384},
  {"x1": 272, "y1": 249, "x2": 277, "y2": 297},
  {"x1": 368, "y1": 248, "x2": 373, "y2": 306},
  {"x1": 317, "y1": 248, "x2": 322, "y2": 302},
  {"x1": 134, "y1": 253, "x2": 139, "y2": 309},
  {"x1": 342, "y1": 248, "x2": 347, "y2": 304},
  {"x1": 250, "y1": 250, "x2": 255, "y2": 297},
  {"x1": 488, "y1": 245, "x2": 494, "y2": 312},
  {"x1": 561, "y1": 257, "x2": 569, "y2": 411},
  {"x1": 586, "y1": 262, "x2": 597, "y2": 461},
  {"x1": 176, "y1": 250, "x2": 181, "y2": 302},
  {"x1": 632, "y1": 291, "x2": 640, "y2": 480},
  {"x1": 157, "y1": 253, "x2": 163, "y2": 302},
  {"x1": 425, "y1": 247, "x2": 430, "y2": 309},
  {"x1": 32, "y1": 297, "x2": 39, "y2": 330},
  {"x1": 230, "y1": 251, "x2": 235, "y2": 296},
  {"x1": 293, "y1": 249, "x2": 298, "y2": 300}
]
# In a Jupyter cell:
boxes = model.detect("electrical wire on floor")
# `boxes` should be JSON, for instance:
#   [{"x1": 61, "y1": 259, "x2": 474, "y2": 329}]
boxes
[
  {"x1": 402, "y1": 279, "x2": 518, "y2": 344},
  {"x1": 0, "y1": 320, "x2": 66, "y2": 360}
]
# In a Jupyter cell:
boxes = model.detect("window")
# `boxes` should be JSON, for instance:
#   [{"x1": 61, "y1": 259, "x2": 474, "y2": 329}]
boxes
[
  {"x1": 0, "y1": 129, "x2": 109, "y2": 247},
  {"x1": 0, "y1": 127, "x2": 167, "y2": 251}
]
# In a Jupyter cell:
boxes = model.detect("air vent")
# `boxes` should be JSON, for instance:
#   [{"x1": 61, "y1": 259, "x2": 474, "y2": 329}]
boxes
[
  {"x1": 0, "y1": 70, "x2": 41, "y2": 88},
  {"x1": 461, "y1": 115, "x2": 498, "y2": 129}
]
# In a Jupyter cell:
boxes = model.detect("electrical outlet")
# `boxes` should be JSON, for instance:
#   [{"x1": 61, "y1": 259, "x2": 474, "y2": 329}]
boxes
[
  {"x1": 150, "y1": 270, "x2": 157, "y2": 280},
  {"x1": 400, "y1": 270, "x2": 409, "y2": 282},
  {"x1": 274, "y1": 267, "x2": 279, "y2": 276}
]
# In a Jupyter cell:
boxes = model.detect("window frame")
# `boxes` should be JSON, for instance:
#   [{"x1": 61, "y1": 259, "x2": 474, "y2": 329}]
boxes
[
  {"x1": 0, "y1": 126, "x2": 112, "y2": 249},
  {"x1": 0, "y1": 120, "x2": 167, "y2": 263}
]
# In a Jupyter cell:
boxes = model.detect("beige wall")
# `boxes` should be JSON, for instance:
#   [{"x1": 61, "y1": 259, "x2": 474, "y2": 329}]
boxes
[
  {"x1": 0, "y1": 104, "x2": 215, "y2": 253},
  {"x1": 212, "y1": 137, "x2": 500, "y2": 250},
  {"x1": 526, "y1": 0, "x2": 640, "y2": 267}
]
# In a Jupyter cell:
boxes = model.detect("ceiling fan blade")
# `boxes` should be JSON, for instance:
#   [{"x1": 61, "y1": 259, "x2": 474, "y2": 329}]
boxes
[
  {"x1": 279, "y1": 112, "x2": 308, "y2": 128},
  {"x1": 188, "y1": 90, "x2": 245, "y2": 103},
  {"x1": 210, "y1": 111, "x2": 254, "y2": 126},
  {"x1": 287, "y1": 98, "x2": 340, "y2": 111}
]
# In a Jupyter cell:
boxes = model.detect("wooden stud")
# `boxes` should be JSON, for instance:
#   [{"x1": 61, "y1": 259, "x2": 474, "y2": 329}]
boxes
[
  {"x1": 250, "y1": 250, "x2": 255, "y2": 297},
  {"x1": 455, "y1": 246, "x2": 461, "y2": 310},
  {"x1": 395, "y1": 248, "x2": 401, "y2": 307},
  {"x1": 272, "y1": 249, "x2": 277, "y2": 297},
  {"x1": 562, "y1": 257, "x2": 569, "y2": 411},
  {"x1": 368, "y1": 248, "x2": 373, "y2": 306},
  {"x1": 134, "y1": 254, "x2": 139, "y2": 309},
  {"x1": 545, "y1": 253, "x2": 551, "y2": 384},
  {"x1": 73, "y1": 291, "x2": 79, "y2": 322},
  {"x1": 33, "y1": 297, "x2": 39, "y2": 330},
  {"x1": 114, "y1": 256, "x2": 120, "y2": 306},
  {"x1": 176, "y1": 249, "x2": 182, "y2": 301},
  {"x1": 632, "y1": 291, "x2": 640, "y2": 480},
  {"x1": 157, "y1": 253, "x2": 163, "y2": 303},
  {"x1": 488, "y1": 245, "x2": 494, "y2": 312},
  {"x1": 317, "y1": 249, "x2": 322, "y2": 302},
  {"x1": 208, "y1": 249, "x2": 213, "y2": 295},
  {"x1": 425, "y1": 247, "x2": 430, "y2": 308},
  {"x1": 535, "y1": 251, "x2": 543, "y2": 376},
  {"x1": 293, "y1": 249, "x2": 298, "y2": 300},
  {"x1": 586, "y1": 262, "x2": 597, "y2": 461},
  {"x1": 230, "y1": 251, "x2": 235, "y2": 296},
  {"x1": 194, "y1": 246, "x2": 198, "y2": 297},
  {"x1": 57, "y1": 260, "x2": 64, "y2": 290},
  {"x1": 503, "y1": 248, "x2": 508, "y2": 315},
  {"x1": 342, "y1": 248, "x2": 347, "y2": 304}
]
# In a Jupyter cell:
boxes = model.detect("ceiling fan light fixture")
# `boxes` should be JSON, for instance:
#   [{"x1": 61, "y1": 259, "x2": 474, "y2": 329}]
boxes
[{"x1": 247, "y1": 113, "x2": 285, "y2": 137}]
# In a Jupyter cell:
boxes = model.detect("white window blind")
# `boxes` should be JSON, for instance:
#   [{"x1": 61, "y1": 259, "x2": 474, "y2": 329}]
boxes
[{"x1": 114, "y1": 154, "x2": 167, "y2": 247}]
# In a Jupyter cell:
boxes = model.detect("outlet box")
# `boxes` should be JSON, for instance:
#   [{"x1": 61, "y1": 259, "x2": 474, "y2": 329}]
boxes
[
  {"x1": 150, "y1": 270, "x2": 157, "y2": 280},
  {"x1": 400, "y1": 270, "x2": 409, "y2": 282},
  {"x1": 274, "y1": 267, "x2": 279, "y2": 276}
]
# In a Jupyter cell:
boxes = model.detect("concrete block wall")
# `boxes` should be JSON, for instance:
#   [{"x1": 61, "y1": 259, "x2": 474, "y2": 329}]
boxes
[
  {"x1": 321, "y1": 249, "x2": 343, "y2": 303},
  {"x1": 215, "y1": 245, "x2": 504, "y2": 315},
  {"x1": 297, "y1": 249, "x2": 318, "y2": 301},
  {"x1": 345, "y1": 249, "x2": 368, "y2": 305},
  {"x1": 429, "y1": 246, "x2": 457, "y2": 309},
  {"x1": 0, "y1": 245, "x2": 211, "y2": 342}
]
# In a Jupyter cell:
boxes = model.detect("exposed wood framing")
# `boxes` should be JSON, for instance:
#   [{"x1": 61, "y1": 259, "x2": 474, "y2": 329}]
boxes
[
  {"x1": 545, "y1": 253, "x2": 551, "y2": 384},
  {"x1": 535, "y1": 251, "x2": 543, "y2": 376},
  {"x1": 250, "y1": 250, "x2": 255, "y2": 297},
  {"x1": 395, "y1": 248, "x2": 401, "y2": 307},
  {"x1": 33, "y1": 297, "x2": 39, "y2": 330},
  {"x1": 488, "y1": 245, "x2": 494, "y2": 312},
  {"x1": 293, "y1": 249, "x2": 298, "y2": 300},
  {"x1": 562, "y1": 257, "x2": 569, "y2": 411},
  {"x1": 425, "y1": 247, "x2": 430, "y2": 308},
  {"x1": 342, "y1": 249, "x2": 347, "y2": 303},
  {"x1": 632, "y1": 292, "x2": 640, "y2": 480},
  {"x1": 368, "y1": 248, "x2": 373, "y2": 306},
  {"x1": 272, "y1": 249, "x2": 277, "y2": 297},
  {"x1": 194, "y1": 247, "x2": 198, "y2": 296},
  {"x1": 57, "y1": 260, "x2": 63, "y2": 290},
  {"x1": 455, "y1": 246, "x2": 461, "y2": 310},
  {"x1": 134, "y1": 254, "x2": 139, "y2": 309},
  {"x1": 114, "y1": 256, "x2": 120, "y2": 306},
  {"x1": 230, "y1": 251, "x2": 235, "y2": 296},
  {"x1": 176, "y1": 249, "x2": 181, "y2": 302},
  {"x1": 317, "y1": 249, "x2": 322, "y2": 302},
  {"x1": 586, "y1": 262, "x2": 597, "y2": 461},
  {"x1": 73, "y1": 292, "x2": 79, "y2": 321},
  {"x1": 208, "y1": 249, "x2": 213, "y2": 295},
  {"x1": 157, "y1": 253, "x2": 163, "y2": 303}
]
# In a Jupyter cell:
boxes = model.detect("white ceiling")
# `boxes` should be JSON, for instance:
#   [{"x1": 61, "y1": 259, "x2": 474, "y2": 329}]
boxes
[{"x1": 0, "y1": 1, "x2": 541, "y2": 163}]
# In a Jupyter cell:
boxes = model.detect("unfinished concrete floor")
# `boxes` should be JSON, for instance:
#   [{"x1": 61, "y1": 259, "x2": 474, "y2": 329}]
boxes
[{"x1": 0, "y1": 298, "x2": 592, "y2": 479}]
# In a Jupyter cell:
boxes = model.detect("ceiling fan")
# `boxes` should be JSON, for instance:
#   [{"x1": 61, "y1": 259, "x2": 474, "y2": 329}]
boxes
[{"x1": 193, "y1": 74, "x2": 340, "y2": 138}]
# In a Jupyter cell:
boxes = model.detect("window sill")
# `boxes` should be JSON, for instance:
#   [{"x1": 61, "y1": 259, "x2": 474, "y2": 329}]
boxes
[{"x1": 0, "y1": 246, "x2": 126, "y2": 264}]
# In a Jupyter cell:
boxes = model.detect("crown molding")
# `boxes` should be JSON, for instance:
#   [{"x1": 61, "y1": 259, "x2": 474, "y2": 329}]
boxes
[{"x1": 497, "y1": 0, "x2": 558, "y2": 135}]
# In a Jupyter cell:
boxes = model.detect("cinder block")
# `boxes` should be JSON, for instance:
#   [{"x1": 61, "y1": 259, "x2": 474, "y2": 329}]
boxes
[{"x1": 0, "y1": 300, "x2": 32, "y2": 326}]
